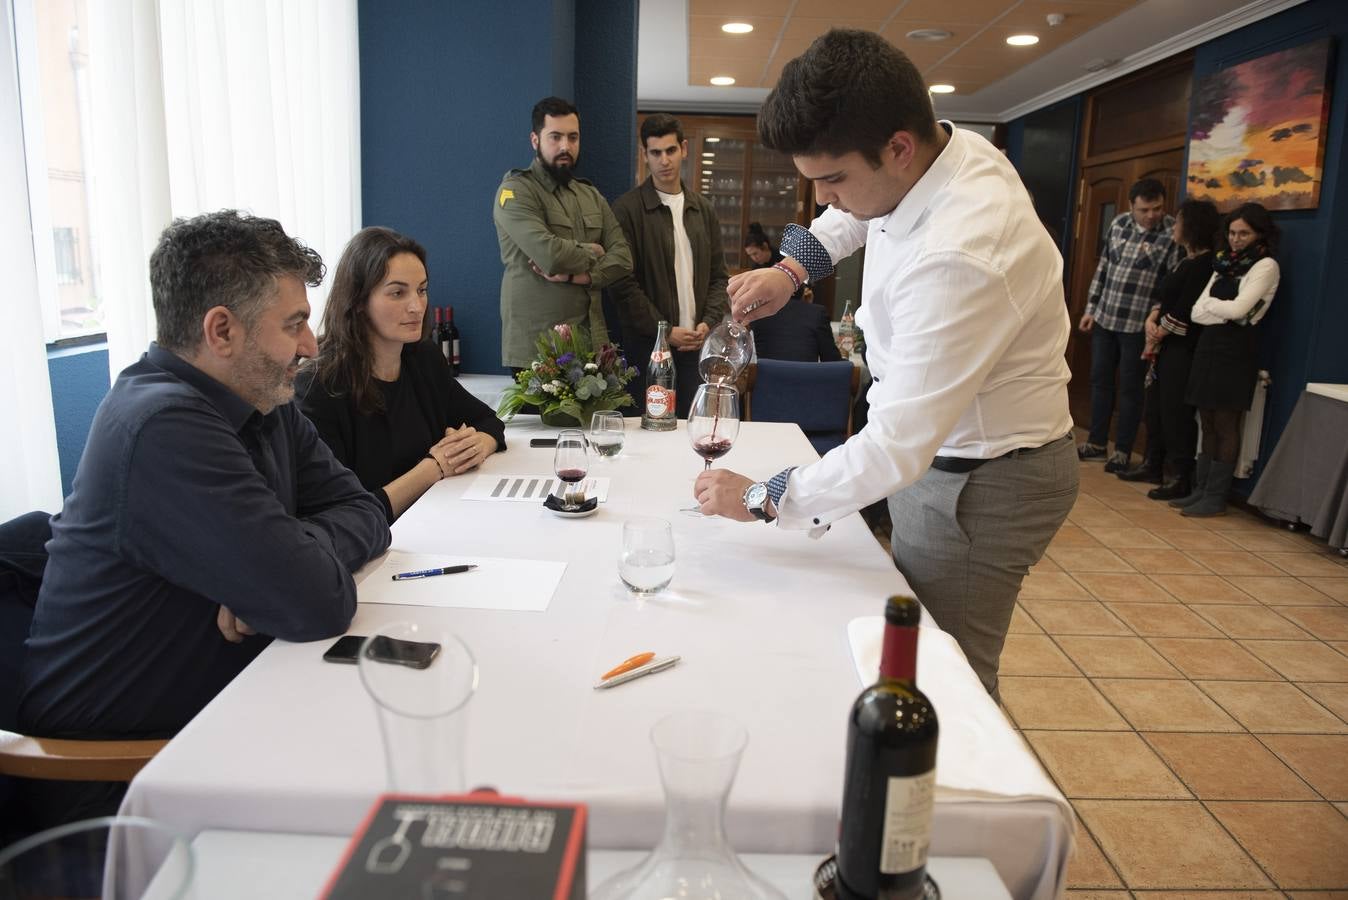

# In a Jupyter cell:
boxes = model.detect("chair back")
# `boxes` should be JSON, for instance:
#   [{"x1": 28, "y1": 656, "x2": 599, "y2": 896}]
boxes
[
  {"x1": 745, "y1": 360, "x2": 859, "y2": 455},
  {"x1": 1, "y1": 511, "x2": 51, "y2": 732}
]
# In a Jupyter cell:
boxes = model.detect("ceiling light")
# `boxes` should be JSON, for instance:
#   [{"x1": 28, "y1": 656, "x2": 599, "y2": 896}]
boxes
[
  {"x1": 702, "y1": 152, "x2": 715, "y2": 157},
  {"x1": 928, "y1": 84, "x2": 956, "y2": 94},
  {"x1": 906, "y1": 28, "x2": 952, "y2": 42},
  {"x1": 705, "y1": 137, "x2": 721, "y2": 143},
  {"x1": 721, "y1": 22, "x2": 753, "y2": 34},
  {"x1": 710, "y1": 76, "x2": 736, "y2": 86},
  {"x1": 1006, "y1": 34, "x2": 1039, "y2": 46}
]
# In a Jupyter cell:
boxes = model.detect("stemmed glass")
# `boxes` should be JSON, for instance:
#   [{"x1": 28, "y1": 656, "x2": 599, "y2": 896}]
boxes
[
  {"x1": 589, "y1": 409, "x2": 626, "y2": 460},
  {"x1": 698, "y1": 318, "x2": 754, "y2": 386},
  {"x1": 682, "y1": 384, "x2": 740, "y2": 516},
  {"x1": 553, "y1": 429, "x2": 589, "y2": 509}
]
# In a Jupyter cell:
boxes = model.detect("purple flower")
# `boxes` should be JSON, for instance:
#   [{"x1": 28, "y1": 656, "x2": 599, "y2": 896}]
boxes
[{"x1": 556, "y1": 352, "x2": 575, "y2": 366}]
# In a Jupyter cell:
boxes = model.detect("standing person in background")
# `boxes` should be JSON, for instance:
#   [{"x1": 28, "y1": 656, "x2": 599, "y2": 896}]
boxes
[
  {"x1": 494, "y1": 96, "x2": 631, "y2": 371},
  {"x1": 1135, "y1": 199, "x2": 1220, "y2": 501},
  {"x1": 1172, "y1": 202, "x2": 1280, "y2": 518},
  {"x1": 611, "y1": 113, "x2": 729, "y2": 417},
  {"x1": 1078, "y1": 179, "x2": 1181, "y2": 474},
  {"x1": 297, "y1": 227, "x2": 505, "y2": 524},
  {"x1": 695, "y1": 29, "x2": 1078, "y2": 698}
]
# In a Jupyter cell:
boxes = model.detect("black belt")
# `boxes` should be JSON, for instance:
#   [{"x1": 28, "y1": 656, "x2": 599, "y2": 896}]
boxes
[{"x1": 931, "y1": 434, "x2": 1069, "y2": 474}]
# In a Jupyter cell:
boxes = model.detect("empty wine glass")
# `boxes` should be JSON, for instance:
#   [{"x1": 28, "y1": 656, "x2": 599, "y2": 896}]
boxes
[
  {"x1": 698, "y1": 318, "x2": 754, "y2": 386},
  {"x1": 589, "y1": 409, "x2": 626, "y2": 460},
  {"x1": 553, "y1": 429, "x2": 588, "y2": 509}
]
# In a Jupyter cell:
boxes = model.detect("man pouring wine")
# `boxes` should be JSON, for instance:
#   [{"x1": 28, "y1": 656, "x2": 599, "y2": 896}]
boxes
[{"x1": 693, "y1": 29, "x2": 1079, "y2": 701}]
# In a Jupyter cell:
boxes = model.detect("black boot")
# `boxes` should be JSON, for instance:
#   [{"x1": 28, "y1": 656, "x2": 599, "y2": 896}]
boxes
[
  {"x1": 1169, "y1": 455, "x2": 1210, "y2": 509},
  {"x1": 1183, "y1": 460, "x2": 1235, "y2": 517},
  {"x1": 1118, "y1": 458, "x2": 1164, "y2": 484},
  {"x1": 1150, "y1": 459, "x2": 1193, "y2": 500}
]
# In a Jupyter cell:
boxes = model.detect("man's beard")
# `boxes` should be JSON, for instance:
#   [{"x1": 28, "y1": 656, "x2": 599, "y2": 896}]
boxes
[
  {"x1": 538, "y1": 147, "x2": 578, "y2": 185},
  {"x1": 237, "y1": 338, "x2": 297, "y2": 414}
]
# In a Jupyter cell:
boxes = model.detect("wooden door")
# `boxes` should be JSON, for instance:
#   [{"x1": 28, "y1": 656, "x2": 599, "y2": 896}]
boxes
[{"x1": 1065, "y1": 148, "x2": 1184, "y2": 428}]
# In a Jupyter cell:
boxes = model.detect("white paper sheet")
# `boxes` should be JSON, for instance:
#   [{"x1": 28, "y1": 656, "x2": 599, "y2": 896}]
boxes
[
  {"x1": 460, "y1": 473, "x2": 611, "y2": 503},
  {"x1": 357, "y1": 551, "x2": 565, "y2": 612}
]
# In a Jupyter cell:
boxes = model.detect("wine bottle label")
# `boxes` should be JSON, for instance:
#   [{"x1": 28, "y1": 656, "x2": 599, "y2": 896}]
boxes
[
  {"x1": 650, "y1": 349, "x2": 671, "y2": 364},
  {"x1": 645, "y1": 385, "x2": 674, "y2": 418},
  {"x1": 440, "y1": 341, "x2": 451, "y2": 361},
  {"x1": 452, "y1": 340, "x2": 461, "y2": 364},
  {"x1": 879, "y1": 771, "x2": 934, "y2": 875}
]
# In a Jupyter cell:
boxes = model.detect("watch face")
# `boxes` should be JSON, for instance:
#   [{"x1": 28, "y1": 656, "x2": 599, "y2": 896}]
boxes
[{"x1": 745, "y1": 483, "x2": 768, "y2": 507}]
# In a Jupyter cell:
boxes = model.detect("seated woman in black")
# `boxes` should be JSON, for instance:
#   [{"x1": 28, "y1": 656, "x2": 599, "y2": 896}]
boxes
[
  {"x1": 743, "y1": 223, "x2": 841, "y2": 363},
  {"x1": 298, "y1": 227, "x2": 505, "y2": 522}
]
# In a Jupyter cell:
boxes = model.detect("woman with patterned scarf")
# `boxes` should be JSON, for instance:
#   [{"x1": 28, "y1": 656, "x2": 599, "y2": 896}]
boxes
[{"x1": 1171, "y1": 202, "x2": 1280, "y2": 517}]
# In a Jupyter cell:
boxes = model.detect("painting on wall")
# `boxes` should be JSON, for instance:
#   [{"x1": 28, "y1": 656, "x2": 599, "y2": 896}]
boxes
[{"x1": 1186, "y1": 38, "x2": 1334, "y2": 212}]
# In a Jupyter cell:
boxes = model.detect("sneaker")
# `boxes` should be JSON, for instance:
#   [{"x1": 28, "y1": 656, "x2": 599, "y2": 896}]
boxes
[
  {"x1": 1103, "y1": 452, "x2": 1131, "y2": 474},
  {"x1": 1077, "y1": 442, "x2": 1108, "y2": 461}
]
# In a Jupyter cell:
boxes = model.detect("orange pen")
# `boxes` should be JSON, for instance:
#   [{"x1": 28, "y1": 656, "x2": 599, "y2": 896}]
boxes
[{"x1": 601, "y1": 651, "x2": 655, "y2": 681}]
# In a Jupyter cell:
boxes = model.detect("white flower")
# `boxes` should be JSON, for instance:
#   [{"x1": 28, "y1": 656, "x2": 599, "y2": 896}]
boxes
[
  {"x1": 584, "y1": 363, "x2": 598, "y2": 372},
  {"x1": 531, "y1": 361, "x2": 542, "y2": 372},
  {"x1": 541, "y1": 383, "x2": 557, "y2": 395},
  {"x1": 551, "y1": 379, "x2": 563, "y2": 387}
]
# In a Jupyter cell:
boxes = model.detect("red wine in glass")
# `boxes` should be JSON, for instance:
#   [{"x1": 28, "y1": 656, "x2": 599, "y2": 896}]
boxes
[
  {"x1": 693, "y1": 437, "x2": 733, "y2": 463},
  {"x1": 556, "y1": 468, "x2": 587, "y2": 482},
  {"x1": 553, "y1": 430, "x2": 589, "y2": 508}
]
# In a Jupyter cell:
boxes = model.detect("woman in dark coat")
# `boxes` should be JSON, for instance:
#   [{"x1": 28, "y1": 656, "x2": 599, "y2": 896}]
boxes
[
  {"x1": 297, "y1": 227, "x2": 505, "y2": 523},
  {"x1": 1171, "y1": 203, "x2": 1280, "y2": 518}
]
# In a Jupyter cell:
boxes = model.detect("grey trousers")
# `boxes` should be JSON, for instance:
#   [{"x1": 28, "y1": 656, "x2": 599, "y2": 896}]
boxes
[{"x1": 887, "y1": 434, "x2": 1079, "y2": 699}]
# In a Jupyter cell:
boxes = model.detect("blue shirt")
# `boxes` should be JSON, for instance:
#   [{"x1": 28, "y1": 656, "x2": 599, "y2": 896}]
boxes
[{"x1": 18, "y1": 344, "x2": 390, "y2": 739}]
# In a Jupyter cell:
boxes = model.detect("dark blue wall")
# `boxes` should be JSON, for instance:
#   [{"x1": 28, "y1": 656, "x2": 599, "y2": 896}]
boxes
[
  {"x1": 1007, "y1": 0, "x2": 1348, "y2": 487},
  {"x1": 1005, "y1": 96, "x2": 1082, "y2": 263},
  {"x1": 358, "y1": 0, "x2": 639, "y2": 375},
  {"x1": 1189, "y1": 0, "x2": 1348, "y2": 486},
  {"x1": 47, "y1": 345, "x2": 110, "y2": 495}
]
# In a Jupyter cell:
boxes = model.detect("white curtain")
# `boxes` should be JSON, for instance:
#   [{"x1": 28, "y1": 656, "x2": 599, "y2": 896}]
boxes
[
  {"x1": 0, "y1": 0, "x2": 63, "y2": 518},
  {"x1": 91, "y1": 0, "x2": 362, "y2": 377}
]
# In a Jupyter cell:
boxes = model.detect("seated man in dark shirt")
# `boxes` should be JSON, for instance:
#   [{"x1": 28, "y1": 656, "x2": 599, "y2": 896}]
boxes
[
  {"x1": 750, "y1": 293, "x2": 843, "y2": 363},
  {"x1": 16, "y1": 211, "x2": 390, "y2": 827}
]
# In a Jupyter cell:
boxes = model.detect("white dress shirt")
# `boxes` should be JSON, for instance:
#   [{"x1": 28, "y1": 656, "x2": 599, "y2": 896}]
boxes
[
  {"x1": 775, "y1": 125, "x2": 1074, "y2": 531},
  {"x1": 1190, "y1": 257, "x2": 1279, "y2": 325}
]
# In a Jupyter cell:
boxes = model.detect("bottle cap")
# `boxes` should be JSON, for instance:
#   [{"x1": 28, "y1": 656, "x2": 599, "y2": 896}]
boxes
[{"x1": 884, "y1": 595, "x2": 921, "y2": 627}]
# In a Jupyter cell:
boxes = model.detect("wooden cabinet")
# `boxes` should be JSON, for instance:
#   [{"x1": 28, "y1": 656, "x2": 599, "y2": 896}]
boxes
[{"x1": 635, "y1": 114, "x2": 812, "y2": 271}]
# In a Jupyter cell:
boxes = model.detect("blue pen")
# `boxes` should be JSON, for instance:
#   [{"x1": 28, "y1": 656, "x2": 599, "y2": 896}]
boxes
[{"x1": 391, "y1": 564, "x2": 477, "y2": 581}]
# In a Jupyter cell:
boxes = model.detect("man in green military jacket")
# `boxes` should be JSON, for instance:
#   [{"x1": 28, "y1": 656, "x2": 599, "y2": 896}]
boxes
[{"x1": 493, "y1": 96, "x2": 632, "y2": 369}]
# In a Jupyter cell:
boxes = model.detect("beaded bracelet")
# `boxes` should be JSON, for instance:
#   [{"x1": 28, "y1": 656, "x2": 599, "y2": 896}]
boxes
[{"x1": 771, "y1": 261, "x2": 802, "y2": 293}]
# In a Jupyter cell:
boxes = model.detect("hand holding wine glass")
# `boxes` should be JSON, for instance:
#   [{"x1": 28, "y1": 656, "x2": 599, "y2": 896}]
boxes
[{"x1": 553, "y1": 429, "x2": 589, "y2": 509}]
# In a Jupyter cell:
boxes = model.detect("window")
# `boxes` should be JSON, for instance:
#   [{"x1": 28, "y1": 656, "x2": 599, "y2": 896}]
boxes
[{"x1": 15, "y1": 0, "x2": 105, "y2": 340}]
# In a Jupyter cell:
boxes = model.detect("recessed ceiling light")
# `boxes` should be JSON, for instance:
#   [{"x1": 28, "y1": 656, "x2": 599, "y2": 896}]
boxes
[
  {"x1": 710, "y1": 75, "x2": 736, "y2": 86},
  {"x1": 1006, "y1": 34, "x2": 1039, "y2": 46},
  {"x1": 722, "y1": 22, "x2": 753, "y2": 34},
  {"x1": 702, "y1": 152, "x2": 715, "y2": 157},
  {"x1": 906, "y1": 28, "x2": 952, "y2": 42},
  {"x1": 705, "y1": 137, "x2": 721, "y2": 143},
  {"x1": 928, "y1": 84, "x2": 956, "y2": 94}
]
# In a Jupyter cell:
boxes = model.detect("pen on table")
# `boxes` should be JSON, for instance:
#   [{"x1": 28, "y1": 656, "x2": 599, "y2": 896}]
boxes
[
  {"x1": 391, "y1": 564, "x2": 477, "y2": 581},
  {"x1": 593, "y1": 656, "x2": 680, "y2": 690}
]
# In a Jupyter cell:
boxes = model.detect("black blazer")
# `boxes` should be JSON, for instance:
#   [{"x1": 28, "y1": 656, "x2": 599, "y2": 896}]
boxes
[
  {"x1": 750, "y1": 298, "x2": 843, "y2": 363},
  {"x1": 296, "y1": 341, "x2": 506, "y2": 522}
]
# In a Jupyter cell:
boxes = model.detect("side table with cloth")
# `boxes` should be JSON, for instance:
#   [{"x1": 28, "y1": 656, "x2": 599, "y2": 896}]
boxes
[
  {"x1": 1249, "y1": 384, "x2": 1348, "y2": 550},
  {"x1": 118, "y1": 419, "x2": 1071, "y2": 899}
]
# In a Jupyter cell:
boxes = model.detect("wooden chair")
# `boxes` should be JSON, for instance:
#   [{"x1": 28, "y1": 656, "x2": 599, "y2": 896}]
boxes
[
  {"x1": 0, "y1": 732, "x2": 166, "y2": 782},
  {"x1": 742, "y1": 360, "x2": 862, "y2": 454}
]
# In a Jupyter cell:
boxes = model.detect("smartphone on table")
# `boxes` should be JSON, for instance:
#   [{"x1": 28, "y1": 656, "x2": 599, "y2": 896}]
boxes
[{"x1": 322, "y1": 635, "x2": 440, "y2": 669}]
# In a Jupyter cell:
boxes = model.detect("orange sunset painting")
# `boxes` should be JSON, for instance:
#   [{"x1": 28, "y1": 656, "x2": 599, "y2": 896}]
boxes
[{"x1": 1186, "y1": 39, "x2": 1333, "y2": 212}]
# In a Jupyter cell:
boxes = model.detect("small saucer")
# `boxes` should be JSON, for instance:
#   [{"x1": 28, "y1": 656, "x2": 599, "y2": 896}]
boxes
[{"x1": 543, "y1": 495, "x2": 600, "y2": 518}]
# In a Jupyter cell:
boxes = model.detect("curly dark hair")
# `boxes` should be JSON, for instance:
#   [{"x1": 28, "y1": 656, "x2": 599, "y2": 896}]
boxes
[
  {"x1": 758, "y1": 29, "x2": 938, "y2": 166},
  {"x1": 1175, "y1": 199, "x2": 1220, "y2": 252},
  {"x1": 307, "y1": 227, "x2": 429, "y2": 416},
  {"x1": 1223, "y1": 202, "x2": 1281, "y2": 255},
  {"x1": 532, "y1": 96, "x2": 578, "y2": 134},
  {"x1": 150, "y1": 210, "x2": 324, "y2": 353}
]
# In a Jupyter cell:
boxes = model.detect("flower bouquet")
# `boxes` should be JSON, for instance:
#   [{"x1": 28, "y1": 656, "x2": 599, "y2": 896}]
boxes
[{"x1": 497, "y1": 323, "x2": 638, "y2": 427}]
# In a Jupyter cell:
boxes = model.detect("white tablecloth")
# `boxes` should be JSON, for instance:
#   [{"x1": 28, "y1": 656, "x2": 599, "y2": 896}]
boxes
[{"x1": 120, "y1": 418, "x2": 1069, "y2": 899}]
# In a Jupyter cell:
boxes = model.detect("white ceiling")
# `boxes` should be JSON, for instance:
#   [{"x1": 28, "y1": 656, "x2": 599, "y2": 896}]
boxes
[{"x1": 636, "y1": 0, "x2": 1308, "y2": 122}]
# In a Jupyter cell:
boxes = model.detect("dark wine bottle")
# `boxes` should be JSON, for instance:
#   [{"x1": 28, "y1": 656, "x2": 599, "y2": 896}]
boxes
[
  {"x1": 446, "y1": 305, "x2": 462, "y2": 376},
  {"x1": 836, "y1": 595, "x2": 938, "y2": 900},
  {"x1": 434, "y1": 307, "x2": 451, "y2": 362}
]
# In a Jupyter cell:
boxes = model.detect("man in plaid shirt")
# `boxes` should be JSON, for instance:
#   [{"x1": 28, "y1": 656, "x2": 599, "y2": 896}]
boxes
[{"x1": 1078, "y1": 179, "x2": 1180, "y2": 472}]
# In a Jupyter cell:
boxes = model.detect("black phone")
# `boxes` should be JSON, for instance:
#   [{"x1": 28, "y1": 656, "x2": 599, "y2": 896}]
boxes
[
  {"x1": 323, "y1": 635, "x2": 441, "y2": 669},
  {"x1": 530, "y1": 438, "x2": 559, "y2": 448}
]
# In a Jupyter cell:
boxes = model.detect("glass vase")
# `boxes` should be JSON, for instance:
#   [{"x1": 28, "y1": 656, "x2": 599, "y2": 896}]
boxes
[{"x1": 590, "y1": 710, "x2": 786, "y2": 900}]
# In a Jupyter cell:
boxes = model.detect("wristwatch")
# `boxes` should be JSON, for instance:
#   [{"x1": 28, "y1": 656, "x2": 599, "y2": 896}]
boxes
[{"x1": 742, "y1": 482, "x2": 773, "y2": 522}]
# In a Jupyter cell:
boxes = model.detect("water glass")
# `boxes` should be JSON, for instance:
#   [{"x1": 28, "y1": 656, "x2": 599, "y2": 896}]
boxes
[
  {"x1": 358, "y1": 622, "x2": 479, "y2": 794},
  {"x1": 620, "y1": 517, "x2": 675, "y2": 595},
  {"x1": 589, "y1": 409, "x2": 626, "y2": 460}
]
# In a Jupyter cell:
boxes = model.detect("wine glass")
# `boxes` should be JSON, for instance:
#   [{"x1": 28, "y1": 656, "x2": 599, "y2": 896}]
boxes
[
  {"x1": 688, "y1": 384, "x2": 740, "y2": 472},
  {"x1": 589, "y1": 409, "x2": 626, "y2": 460},
  {"x1": 553, "y1": 429, "x2": 588, "y2": 509},
  {"x1": 698, "y1": 317, "x2": 755, "y2": 386}
]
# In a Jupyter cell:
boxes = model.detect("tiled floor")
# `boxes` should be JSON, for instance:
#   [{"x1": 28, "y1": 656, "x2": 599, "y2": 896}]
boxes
[{"x1": 1000, "y1": 459, "x2": 1348, "y2": 898}]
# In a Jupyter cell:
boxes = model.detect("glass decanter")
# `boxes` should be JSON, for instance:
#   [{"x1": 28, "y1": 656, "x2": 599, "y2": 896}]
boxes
[{"x1": 590, "y1": 710, "x2": 786, "y2": 900}]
